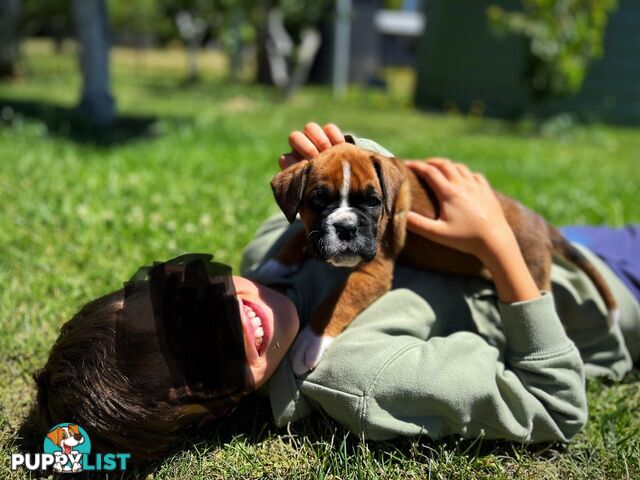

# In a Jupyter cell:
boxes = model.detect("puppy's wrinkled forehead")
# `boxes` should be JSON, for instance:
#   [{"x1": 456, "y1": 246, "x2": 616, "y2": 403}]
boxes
[{"x1": 307, "y1": 144, "x2": 380, "y2": 193}]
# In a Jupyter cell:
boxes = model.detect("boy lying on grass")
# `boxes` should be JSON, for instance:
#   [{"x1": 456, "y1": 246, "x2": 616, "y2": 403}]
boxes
[{"x1": 34, "y1": 123, "x2": 640, "y2": 461}]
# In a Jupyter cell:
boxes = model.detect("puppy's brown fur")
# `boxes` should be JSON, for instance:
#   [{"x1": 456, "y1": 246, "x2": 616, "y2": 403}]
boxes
[{"x1": 271, "y1": 143, "x2": 617, "y2": 339}]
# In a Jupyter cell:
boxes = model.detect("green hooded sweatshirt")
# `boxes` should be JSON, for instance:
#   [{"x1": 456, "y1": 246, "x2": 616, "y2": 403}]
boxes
[{"x1": 241, "y1": 137, "x2": 640, "y2": 443}]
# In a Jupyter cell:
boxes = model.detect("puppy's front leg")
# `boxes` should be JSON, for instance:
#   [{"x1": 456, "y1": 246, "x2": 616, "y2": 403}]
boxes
[{"x1": 291, "y1": 258, "x2": 394, "y2": 375}]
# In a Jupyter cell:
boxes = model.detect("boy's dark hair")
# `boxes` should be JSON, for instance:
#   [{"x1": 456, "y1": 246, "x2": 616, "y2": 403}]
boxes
[{"x1": 33, "y1": 287, "x2": 211, "y2": 461}]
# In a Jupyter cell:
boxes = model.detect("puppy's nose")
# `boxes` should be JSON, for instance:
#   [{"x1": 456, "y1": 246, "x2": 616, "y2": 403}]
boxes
[
  {"x1": 73, "y1": 434, "x2": 82, "y2": 441},
  {"x1": 334, "y1": 219, "x2": 358, "y2": 240}
]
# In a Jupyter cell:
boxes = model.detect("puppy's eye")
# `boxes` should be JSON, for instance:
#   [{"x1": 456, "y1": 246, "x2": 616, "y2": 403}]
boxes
[
  {"x1": 363, "y1": 195, "x2": 382, "y2": 207},
  {"x1": 309, "y1": 190, "x2": 329, "y2": 209},
  {"x1": 351, "y1": 188, "x2": 382, "y2": 208}
]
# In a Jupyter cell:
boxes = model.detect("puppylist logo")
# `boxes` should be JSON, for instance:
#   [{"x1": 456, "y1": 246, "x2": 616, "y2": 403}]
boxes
[{"x1": 11, "y1": 423, "x2": 130, "y2": 473}]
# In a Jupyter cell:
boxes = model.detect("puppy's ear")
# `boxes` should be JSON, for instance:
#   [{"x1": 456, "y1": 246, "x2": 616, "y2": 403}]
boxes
[
  {"x1": 271, "y1": 160, "x2": 311, "y2": 223},
  {"x1": 69, "y1": 425, "x2": 80, "y2": 435},
  {"x1": 47, "y1": 428, "x2": 62, "y2": 446},
  {"x1": 372, "y1": 155, "x2": 404, "y2": 215}
]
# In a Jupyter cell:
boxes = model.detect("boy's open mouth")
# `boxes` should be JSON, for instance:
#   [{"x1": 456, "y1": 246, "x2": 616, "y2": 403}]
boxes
[{"x1": 241, "y1": 299, "x2": 272, "y2": 356}]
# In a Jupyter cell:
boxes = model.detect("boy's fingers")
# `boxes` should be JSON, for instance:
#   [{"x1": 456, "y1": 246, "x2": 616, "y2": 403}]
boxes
[
  {"x1": 405, "y1": 161, "x2": 452, "y2": 199},
  {"x1": 289, "y1": 131, "x2": 320, "y2": 159},
  {"x1": 474, "y1": 172, "x2": 490, "y2": 187},
  {"x1": 406, "y1": 212, "x2": 445, "y2": 239},
  {"x1": 279, "y1": 152, "x2": 303, "y2": 170},
  {"x1": 304, "y1": 122, "x2": 333, "y2": 152},
  {"x1": 455, "y1": 163, "x2": 474, "y2": 180},
  {"x1": 323, "y1": 123, "x2": 346, "y2": 145},
  {"x1": 427, "y1": 157, "x2": 463, "y2": 183}
]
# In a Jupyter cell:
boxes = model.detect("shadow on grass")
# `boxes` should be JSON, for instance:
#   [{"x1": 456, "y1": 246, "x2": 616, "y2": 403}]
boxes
[
  {"x1": 0, "y1": 97, "x2": 160, "y2": 147},
  {"x1": 16, "y1": 372, "x2": 640, "y2": 478},
  {"x1": 15, "y1": 393, "x2": 568, "y2": 479},
  {"x1": 134, "y1": 397, "x2": 566, "y2": 478}
]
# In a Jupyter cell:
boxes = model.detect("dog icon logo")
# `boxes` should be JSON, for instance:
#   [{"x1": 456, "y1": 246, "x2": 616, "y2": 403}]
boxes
[
  {"x1": 11, "y1": 421, "x2": 128, "y2": 472},
  {"x1": 43, "y1": 423, "x2": 92, "y2": 473}
]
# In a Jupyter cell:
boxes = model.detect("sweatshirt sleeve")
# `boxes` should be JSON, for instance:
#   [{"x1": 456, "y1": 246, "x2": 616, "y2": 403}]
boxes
[
  {"x1": 240, "y1": 213, "x2": 300, "y2": 275},
  {"x1": 300, "y1": 291, "x2": 588, "y2": 443}
]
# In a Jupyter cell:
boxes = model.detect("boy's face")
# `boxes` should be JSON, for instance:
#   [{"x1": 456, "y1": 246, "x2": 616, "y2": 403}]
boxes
[
  {"x1": 121, "y1": 272, "x2": 299, "y2": 398},
  {"x1": 121, "y1": 276, "x2": 299, "y2": 400},
  {"x1": 232, "y1": 276, "x2": 299, "y2": 389}
]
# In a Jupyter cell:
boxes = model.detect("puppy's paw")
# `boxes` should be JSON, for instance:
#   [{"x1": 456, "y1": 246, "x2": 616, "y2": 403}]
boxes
[
  {"x1": 258, "y1": 259, "x2": 300, "y2": 277},
  {"x1": 291, "y1": 327, "x2": 334, "y2": 375}
]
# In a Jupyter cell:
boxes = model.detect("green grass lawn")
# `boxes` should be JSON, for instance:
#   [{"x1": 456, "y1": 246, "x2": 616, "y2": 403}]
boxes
[{"x1": 1, "y1": 40, "x2": 639, "y2": 479}]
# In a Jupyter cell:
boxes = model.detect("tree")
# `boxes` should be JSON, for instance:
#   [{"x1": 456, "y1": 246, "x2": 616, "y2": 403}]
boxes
[
  {"x1": 73, "y1": 0, "x2": 116, "y2": 125},
  {"x1": 0, "y1": 0, "x2": 22, "y2": 78}
]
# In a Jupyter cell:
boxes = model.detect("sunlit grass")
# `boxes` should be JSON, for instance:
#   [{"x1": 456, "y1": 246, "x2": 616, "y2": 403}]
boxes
[{"x1": 1, "y1": 39, "x2": 639, "y2": 479}]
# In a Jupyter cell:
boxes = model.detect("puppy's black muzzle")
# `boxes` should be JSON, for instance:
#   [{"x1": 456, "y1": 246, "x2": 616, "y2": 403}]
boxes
[
  {"x1": 308, "y1": 209, "x2": 378, "y2": 264},
  {"x1": 334, "y1": 217, "x2": 358, "y2": 241}
]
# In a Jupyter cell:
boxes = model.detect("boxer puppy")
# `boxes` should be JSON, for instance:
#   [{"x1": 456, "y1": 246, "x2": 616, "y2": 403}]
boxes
[{"x1": 269, "y1": 143, "x2": 618, "y2": 374}]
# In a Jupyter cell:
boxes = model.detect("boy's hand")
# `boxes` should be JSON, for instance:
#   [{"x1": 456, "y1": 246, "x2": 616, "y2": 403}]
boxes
[
  {"x1": 405, "y1": 158, "x2": 514, "y2": 263},
  {"x1": 405, "y1": 158, "x2": 540, "y2": 303},
  {"x1": 279, "y1": 122, "x2": 345, "y2": 170}
]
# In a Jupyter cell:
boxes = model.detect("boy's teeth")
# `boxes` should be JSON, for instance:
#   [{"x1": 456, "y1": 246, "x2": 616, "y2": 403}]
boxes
[
  {"x1": 243, "y1": 303, "x2": 257, "y2": 318},
  {"x1": 242, "y1": 302, "x2": 265, "y2": 350}
]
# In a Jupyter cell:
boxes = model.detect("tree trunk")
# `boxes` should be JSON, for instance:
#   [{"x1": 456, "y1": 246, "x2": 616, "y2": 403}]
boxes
[
  {"x1": 0, "y1": 0, "x2": 22, "y2": 78},
  {"x1": 72, "y1": 0, "x2": 116, "y2": 126},
  {"x1": 255, "y1": 0, "x2": 276, "y2": 85}
]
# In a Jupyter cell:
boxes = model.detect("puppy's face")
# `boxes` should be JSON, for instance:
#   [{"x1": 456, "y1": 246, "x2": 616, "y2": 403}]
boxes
[{"x1": 271, "y1": 144, "x2": 403, "y2": 267}]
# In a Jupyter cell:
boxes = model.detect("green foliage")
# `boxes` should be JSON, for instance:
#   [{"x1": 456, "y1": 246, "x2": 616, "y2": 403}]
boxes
[
  {"x1": 108, "y1": 0, "x2": 172, "y2": 40},
  {"x1": 22, "y1": 0, "x2": 72, "y2": 37},
  {"x1": 279, "y1": 0, "x2": 333, "y2": 37},
  {"x1": 105, "y1": 0, "x2": 331, "y2": 44},
  {"x1": 21, "y1": 0, "x2": 331, "y2": 46},
  {"x1": 487, "y1": 0, "x2": 618, "y2": 99}
]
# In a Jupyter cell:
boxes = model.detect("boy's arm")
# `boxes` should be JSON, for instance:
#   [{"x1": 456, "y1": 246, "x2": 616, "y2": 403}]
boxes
[{"x1": 300, "y1": 290, "x2": 587, "y2": 442}]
